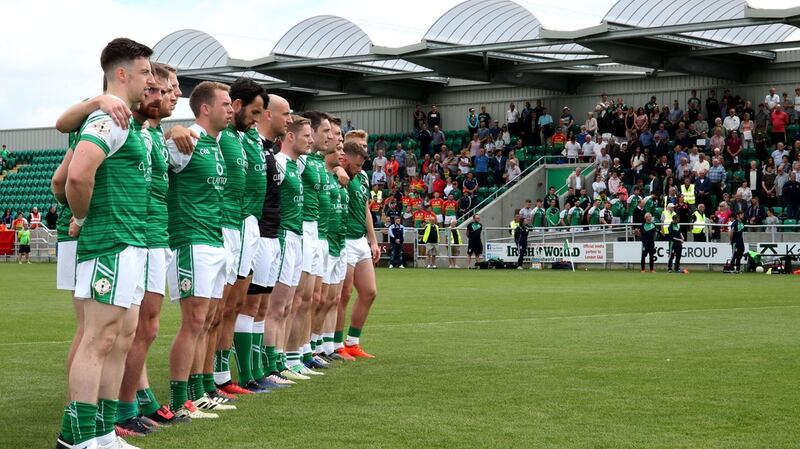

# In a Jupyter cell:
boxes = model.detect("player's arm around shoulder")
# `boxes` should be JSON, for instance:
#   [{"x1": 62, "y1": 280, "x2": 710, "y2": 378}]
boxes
[{"x1": 165, "y1": 136, "x2": 198, "y2": 172}]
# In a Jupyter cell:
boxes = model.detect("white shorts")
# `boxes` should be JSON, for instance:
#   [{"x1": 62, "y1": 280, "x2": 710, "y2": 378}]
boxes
[
  {"x1": 56, "y1": 240, "x2": 77, "y2": 291},
  {"x1": 223, "y1": 226, "x2": 242, "y2": 285},
  {"x1": 345, "y1": 237, "x2": 372, "y2": 267},
  {"x1": 436, "y1": 214, "x2": 443, "y2": 223},
  {"x1": 319, "y1": 239, "x2": 330, "y2": 274},
  {"x1": 252, "y1": 237, "x2": 281, "y2": 288},
  {"x1": 444, "y1": 215, "x2": 457, "y2": 225},
  {"x1": 277, "y1": 230, "x2": 303, "y2": 287},
  {"x1": 302, "y1": 221, "x2": 324, "y2": 277},
  {"x1": 237, "y1": 215, "x2": 260, "y2": 278},
  {"x1": 145, "y1": 247, "x2": 172, "y2": 296},
  {"x1": 74, "y1": 245, "x2": 147, "y2": 309},
  {"x1": 168, "y1": 244, "x2": 226, "y2": 301},
  {"x1": 323, "y1": 254, "x2": 346, "y2": 285}
]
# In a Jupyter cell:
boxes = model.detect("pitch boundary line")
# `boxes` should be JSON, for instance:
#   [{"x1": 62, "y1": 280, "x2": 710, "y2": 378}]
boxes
[{"x1": 0, "y1": 305, "x2": 798, "y2": 347}]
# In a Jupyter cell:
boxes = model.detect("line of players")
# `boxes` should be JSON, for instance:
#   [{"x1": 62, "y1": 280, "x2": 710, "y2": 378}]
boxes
[{"x1": 51, "y1": 38, "x2": 381, "y2": 449}]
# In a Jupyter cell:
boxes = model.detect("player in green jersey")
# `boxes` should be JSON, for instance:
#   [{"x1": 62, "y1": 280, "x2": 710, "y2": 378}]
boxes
[
  {"x1": 58, "y1": 38, "x2": 154, "y2": 449},
  {"x1": 165, "y1": 82, "x2": 234, "y2": 421},
  {"x1": 336, "y1": 132, "x2": 380, "y2": 359},
  {"x1": 531, "y1": 199, "x2": 546, "y2": 228},
  {"x1": 269, "y1": 116, "x2": 315, "y2": 381},
  {"x1": 209, "y1": 78, "x2": 268, "y2": 394},
  {"x1": 314, "y1": 117, "x2": 349, "y2": 361},
  {"x1": 286, "y1": 111, "x2": 332, "y2": 375}
]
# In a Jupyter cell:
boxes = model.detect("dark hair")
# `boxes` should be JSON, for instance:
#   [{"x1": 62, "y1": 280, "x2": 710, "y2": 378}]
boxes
[
  {"x1": 343, "y1": 141, "x2": 367, "y2": 158},
  {"x1": 100, "y1": 38, "x2": 153, "y2": 73},
  {"x1": 299, "y1": 111, "x2": 330, "y2": 131},
  {"x1": 151, "y1": 62, "x2": 170, "y2": 82},
  {"x1": 259, "y1": 92, "x2": 270, "y2": 109},
  {"x1": 229, "y1": 77, "x2": 264, "y2": 107}
]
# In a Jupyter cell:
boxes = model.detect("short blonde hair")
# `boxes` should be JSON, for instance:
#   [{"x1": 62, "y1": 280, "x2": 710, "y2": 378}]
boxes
[{"x1": 344, "y1": 129, "x2": 368, "y2": 141}]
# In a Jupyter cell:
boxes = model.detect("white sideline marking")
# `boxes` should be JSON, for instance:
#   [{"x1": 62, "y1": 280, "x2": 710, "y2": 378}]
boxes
[
  {"x1": 0, "y1": 305, "x2": 798, "y2": 347},
  {"x1": 370, "y1": 304, "x2": 800, "y2": 329}
]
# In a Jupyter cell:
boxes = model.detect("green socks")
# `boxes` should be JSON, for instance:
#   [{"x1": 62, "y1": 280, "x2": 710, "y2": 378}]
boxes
[
  {"x1": 333, "y1": 330, "x2": 344, "y2": 349},
  {"x1": 64, "y1": 401, "x2": 98, "y2": 445},
  {"x1": 95, "y1": 398, "x2": 118, "y2": 437},
  {"x1": 203, "y1": 373, "x2": 217, "y2": 395},
  {"x1": 251, "y1": 321, "x2": 265, "y2": 380},
  {"x1": 169, "y1": 380, "x2": 188, "y2": 411},
  {"x1": 214, "y1": 349, "x2": 232, "y2": 385},
  {"x1": 136, "y1": 388, "x2": 161, "y2": 417},
  {"x1": 233, "y1": 315, "x2": 255, "y2": 386},
  {"x1": 266, "y1": 346, "x2": 279, "y2": 374},
  {"x1": 346, "y1": 326, "x2": 362, "y2": 345},
  {"x1": 286, "y1": 350, "x2": 301, "y2": 368},
  {"x1": 115, "y1": 400, "x2": 138, "y2": 424},
  {"x1": 188, "y1": 374, "x2": 205, "y2": 400},
  {"x1": 59, "y1": 407, "x2": 73, "y2": 443}
]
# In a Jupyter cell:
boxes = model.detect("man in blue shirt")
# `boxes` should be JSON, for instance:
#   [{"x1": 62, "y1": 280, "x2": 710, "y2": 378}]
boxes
[
  {"x1": 388, "y1": 217, "x2": 405, "y2": 268},
  {"x1": 474, "y1": 148, "x2": 489, "y2": 187}
]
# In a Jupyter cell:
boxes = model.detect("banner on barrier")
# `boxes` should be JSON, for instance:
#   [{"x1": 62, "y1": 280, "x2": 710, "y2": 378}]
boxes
[
  {"x1": 485, "y1": 242, "x2": 607, "y2": 263},
  {"x1": 612, "y1": 242, "x2": 732, "y2": 264},
  {"x1": 756, "y1": 242, "x2": 800, "y2": 257}
]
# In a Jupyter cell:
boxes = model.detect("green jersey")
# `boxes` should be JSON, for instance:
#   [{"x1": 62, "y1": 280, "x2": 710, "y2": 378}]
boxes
[
  {"x1": 57, "y1": 145, "x2": 76, "y2": 243},
  {"x1": 327, "y1": 174, "x2": 346, "y2": 257},
  {"x1": 299, "y1": 152, "x2": 324, "y2": 223},
  {"x1": 75, "y1": 111, "x2": 150, "y2": 262},
  {"x1": 345, "y1": 170, "x2": 370, "y2": 240},
  {"x1": 545, "y1": 207, "x2": 560, "y2": 227},
  {"x1": 218, "y1": 124, "x2": 247, "y2": 229},
  {"x1": 276, "y1": 152, "x2": 304, "y2": 235},
  {"x1": 18, "y1": 229, "x2": 30, "y2": 245},
  {"x1": 141, "y1": 122, "x2": 170, "y2": 248},
  {"x1": 318, "y1": 170, "x2": 332, "y2": 240},
  {"x1": 569, "y1": 206, "x2": 583, "y2": 226},
  {"x1": 588, "y1": 206, "x2": 600, "y2": 225},
  {"x1": 242, "y1": 128, "x2": 266, "y2": 219},
  {"x1": 166, "y1": 124, "x2": 227, "y2": 248},
  {"x1": 532, "y1": 207, "x2": 545, "y2": 227}
]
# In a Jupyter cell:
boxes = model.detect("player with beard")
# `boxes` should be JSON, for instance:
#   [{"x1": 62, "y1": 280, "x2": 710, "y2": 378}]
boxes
[
  {"x1": 165, "y1": 82, "x2": 233, "y2": 420},
  {"x1": 208, "y1": 79, "x2": 268, "y2": 395},
  {"x1": 250, "y1": 95, "x2": 300, "y2": 383},
  {"x1": 58, "y1": 38, "x2": 154, "y2": 449},
  {"x1": 335, "y1": 131, "x2": 380, "y2": 359}
]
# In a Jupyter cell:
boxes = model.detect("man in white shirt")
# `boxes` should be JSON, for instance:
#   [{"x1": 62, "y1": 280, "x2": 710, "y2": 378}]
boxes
[
  {"x1": 692, "y1": 153, "x2": 710, "y2": 175},
  {"x1": 581, "y1": 139, "x2": 595, "y2": 162},
  {"x1": 765, "y1": 87, "x2": 780, "y2": 110},
  {"x1": 771, "y1": 143, "x2": 787, "y2": 166},
  {"x1": 519, "y1": 200, "x2": 534, "y2": 220},
  {"x1": 722, "y1": 108, "x2": 740, "y2": 133}
]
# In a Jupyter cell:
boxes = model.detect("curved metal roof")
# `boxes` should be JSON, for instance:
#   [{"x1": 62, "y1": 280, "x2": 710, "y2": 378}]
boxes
[
  {"x1": 604, "y1": 0, "x2": 796, "y2": 45},
  {"x1": 152, "y1": 29, "x2": 229, "y2": 69},
  {"x1": 272, "y1": 15, "x2": 371, "y2": 58},
  {"x1": 425, "y1": 0, "x2": 541, "y2": 45}
]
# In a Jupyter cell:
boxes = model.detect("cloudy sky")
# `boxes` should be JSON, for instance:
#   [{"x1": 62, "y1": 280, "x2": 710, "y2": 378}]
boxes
[{"x1": 1, "y1": 0, "x2": 795, "y2": 129}]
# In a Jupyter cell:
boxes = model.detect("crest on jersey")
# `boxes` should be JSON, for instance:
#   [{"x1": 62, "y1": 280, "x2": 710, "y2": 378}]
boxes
[
  {"x1": 94, "y1": 278, "x2": 112, "y2": 295},
  {"x1": 180, "y1": 277, "x2": 193, "y2": 292},
  {"x1": 89, "y1": 119, "x2": 113, "y2": 138}
]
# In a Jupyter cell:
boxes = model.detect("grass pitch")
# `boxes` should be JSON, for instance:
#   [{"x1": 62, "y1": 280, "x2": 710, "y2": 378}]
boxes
[{"x1": 1, "y1": 264, "x2": 798, "y2": 449}]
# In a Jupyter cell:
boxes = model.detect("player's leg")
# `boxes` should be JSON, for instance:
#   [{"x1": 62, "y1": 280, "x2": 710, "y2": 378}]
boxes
[
  {"x1": 675, "y1": 244, "x2": 682, "y2": 271},
  {"x1": 286, "y1": 272, "x2": 316, "y2": 373},
  {"x1": 213, "y1": 228, "x2": 244, "y2": 389},
  {"x1": 346, "y1": 257, "x2": 378, "y2": 358},
  {"x1": 335, "y1": 263, "x2": 356, "y2": 360},
  {"x1": 640, "y1": 246, "x2": 647, "y2": 271}
]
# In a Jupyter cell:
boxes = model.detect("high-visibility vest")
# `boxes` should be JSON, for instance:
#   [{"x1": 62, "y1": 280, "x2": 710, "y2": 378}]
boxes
[
  {"x1": 29, "y1": 212, "x2": 41, "y2": 228},
  {"x1": 450, "y1": 228, "x2": 462, "y2": 245},
  {"x1": 661, "y1": 210, "x2": 674, "y2": 234},
  {"x1": 509, "y1": 220, "x2": 519, "y2": 234},
  {"x1": 422, "y1": 224, "x2": 439, "y2": 243},
  {"x1": 681, "y1": 184, "x2": 695, "y2": 205},
  {"x1": 692, "y1": 211, "x2": 706, "y2": 234}
]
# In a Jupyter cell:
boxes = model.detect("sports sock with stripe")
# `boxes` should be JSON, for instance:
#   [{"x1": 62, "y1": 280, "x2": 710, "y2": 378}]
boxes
[
  {"x1": 346, "y1": 326, "x2": 362, "y2": 346},
  {"x1": 188, "y1": 373, "x2": 205, "y2": 400},
  {"x1": 266, "y1": 346, "x2": 279, "y2": 374},
  {"x1": 286, "y1": 350, "x2": 302, "y2": 368},
  {"x1": 66, "y1": 401, "x2": 97, "y2": 446},
  {"x1": 59, "y1": 406, "x2": 74, "y2": 444},
  {"x1": 203, "y1": 373, "x2": 217, "y2": 395},
  {"x1": 302, "y1": 343, "x2": 313, "y2": 363},
  {"x1": 251, "y1": 321, "x2": 266, "y2": 380},
  {"x1": 95, "y1": 398, "x2": 118, "y2": 446},
  {"x1": 213, "y1": 349, "x2": 232, "y2": 385},
  {"x1": 169, "y1": 380, "x2": 188, "y2": 411},
  {"x1": 323, "y1": 332, "x2": 335, "y2": 355},
  {"x1": 233, "y1": 314, "x2": 255, "y2": 386},
  {"x1": 333, "y1": 330, "x2": 344, "y2": 350},
  {"x1": 136, "y1": 388, "x2": 161, "y2": 417},
  {"x1": 115, "y1": 400, "x2": 138, "y2": 424}
]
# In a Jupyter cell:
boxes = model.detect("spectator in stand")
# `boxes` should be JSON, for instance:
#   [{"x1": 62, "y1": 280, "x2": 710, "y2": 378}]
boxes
[
  {"x1": 764, "y1": 207, "x2": 780, "y2": 232},
  {"x1": 634, "y1": 107, "x2": 649, "y2": 135},
  {"x1": 591, "y1": 173, "x2": 607, "y2": 200},
  {"x1": 489, "y1": 150, "x2": 507, "y2": 187},
  {"x1": 674, "y1": 122, "x2": 690, "y2": 148},
  {"x1": 417, "y1": 123, "x2": 432, "y2": 155},
  {"x1": 478, "y1": 106, "x2": 491, "y2": 128},
  {"x1": 705, "y1": 89, "x2": 720, "y2": 124},
  {"x1": 374, "y1": 135, "x2": 388, "y2": 153},
  {"x1": 746, "y1": 196, "x2": 766, "y2": 230},
  {"x1": 506, "y1": 103, "x2": 520, "y2": 136},
  {"x1": 794, "y1": 88, "x2": 800, "y2": 124},
  {"x1": 733, "y1": 187, "x2": 751, "y2": 214},
  {"x1": 478, "y1": 122, "x2": 490, "y2": 143},
  {"x1": 457, "y1": 149, "x2": 472, "y2": 175},
  {"x1": 552, "y1": 128, "x2": 566, "y2": 149},
  {"x1": 608, "y1": 171, "x2": 622, "y2": 197},
  {"x1": 595, "y1": 146, "x2": 611, "y2": 169},
  {"x1": 765, "y1": 87, "x2": 781, "y2": 110},
  {"x1": 545, "y1": 200, "x2": 560, "y2": 228},
  {"x1": 28, "y1": 207, "x2": 41, "y2": 229},
  {"x1": 771, "y1": 104, "x2": 790, "y2": 144},
  {"x1": 567, "y1": 167, "x2": 586, "y2": 192},
  {"x1": 669, "y1": 100, "x2": 683, "y2": 128},
  {"x1": 630, "y1": 146, "x2": 646, "y2": 181},
  {"x1": 466, "y1": 214, "x2": 483, "y2": 268},
  {"x1": 746, "y1": 160, "x2": 761, "y2": 199},
  {"x1": 708, "y1": 157, "x2": 727, "y2": 201},
  {"x1": 710, "y1": 201, "x2": 731, "y2": 240},
  {"x1": 538, "y1": 108, "x2": 554, "y2": 145},
  {"x1": 386, "y1": 155, "x2": 399, "y2": 188},
  {"x1": 45, "y1": 205, "x2": 58, "y2": 229},
  {"x1": 771, "y1": 142, "x2": 788, "y2": 168},
  {"x1": 506, "y1": 160, "x2": 521, "y2": 185},
  {"x1": 473, "y1": 148, "x2": 489, "y2": 187},
  {"x1": 423, "y1": 168, "x2": 436, "y2": 195},
  {"x1": 12, "y1": 212, "x2": 27, "y2": 230},
  {"x1": 784, "y1": 171, "x2": 800, "y2": 218},
  {"x1": 428, "y1": 105, "x2": 442, "y2": 129},
  {"x1": 723, "y1": 108, "x2": 740, "y2": 134},
  {"x1": 1, "y1": 209, "x2": 11, "y2": 227},
  {"x1": 489, "y1": 120, "x2": 501, "y2": 142},
  {"x1": 372, "y1": 165, "x2": 387, "y2": 187},
  {"x1": 599, "y1": 201, "x2": 614, "y2": 225},
  {"x1": 431, "y1": 125, "x2": 445, "y2": 154},
  {"x1": 413, "y1": 104, "x2": 426, "y2": 130},
  {"x1": 405, "y1": 150, "x2": 418, "y2": 178},
  {"x1": 762, "y1": 163, "x2": 777, "y2": 207},
  {"x1": 462, "y1": 172, "x2": 478, "y2": 196},
  {"x1": 693, "y1": 153, "x2": 710, "y2": 176},
  {"x1": 466, "y1": 107, "x2": 479, "y2": 137},
  {"x1": 585, "y1": 112, "x2": 598, "y2": 136},
  {"x1": 740, "y1": 112, "x2": 754, "y2": 149},
  {"x1": 341, "y1": 118, "x2": 355, "y2": 135},
  {"x1": 388, "y1": 217, "x2": 405, "y2": 268},
  {"x1": 467, "y1": 133, "x2": 481, "y2": 157},
  {"x1": 432, "y1": 173, "x2": 447, "y2": 198},
  {"x1": 695, "y1": 170, "x2": 712, "y2": 209},
  {"x1": 565, "y1": 134, "x2": 580, "y2": 163},
  {"x1": 776, "y1": 165, "x2": 789, "y2": 207},
  {"x1": 581, "y1": 136, "x2": 595, "y2": 162},
  {"x1": 373, "y1": 148, "x2": 387, "y2": 171},
  {"x1": 559, "y1": 107, "x2": 574, "y2": 133},
  {"x1": 458, "y1": 191, "x2": 476, "y2": 218},
  {"x1": 17, "y1": 222, "x2": 31, "y2": 264},
  {"x1": 520, "y1": 101, "x2": 534, "y2": 145}
]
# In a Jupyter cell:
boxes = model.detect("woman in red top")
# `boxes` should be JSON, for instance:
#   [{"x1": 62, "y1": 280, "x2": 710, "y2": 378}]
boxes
[{"x1": 385, "y1": 155, "x2": 399, "y2": 189}]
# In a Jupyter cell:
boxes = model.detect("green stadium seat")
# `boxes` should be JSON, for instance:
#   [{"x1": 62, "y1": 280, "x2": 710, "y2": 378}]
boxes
[{"x1": 782, "y1": 219, "x2": 797, "y2": 232}]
